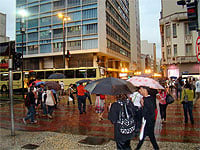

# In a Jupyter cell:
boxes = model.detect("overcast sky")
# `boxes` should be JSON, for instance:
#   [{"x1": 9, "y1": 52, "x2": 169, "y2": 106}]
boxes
[{"x1": 0, "y1": 0, "x2": 161, "y2": 58}]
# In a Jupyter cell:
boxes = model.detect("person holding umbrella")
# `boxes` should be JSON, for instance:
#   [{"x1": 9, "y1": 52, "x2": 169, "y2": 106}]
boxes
[
  {"x1": 77, "y1": 82, "x2": 87, "y2": 114},
  {"x1": 135, "y1": 86, "x2": 159, "y2": 150}
]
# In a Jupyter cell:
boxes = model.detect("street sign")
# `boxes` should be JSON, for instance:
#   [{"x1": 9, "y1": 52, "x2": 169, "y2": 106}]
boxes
[{"x1": 196, "y1": 36, "x2": 200, "y2": 61}]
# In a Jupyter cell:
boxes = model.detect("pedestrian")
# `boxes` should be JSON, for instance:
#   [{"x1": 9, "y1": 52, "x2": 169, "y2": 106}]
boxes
[
  {"x1": 36, "y1": 84, "x2": 44, "y2": 114},
  {"x1": 51, "y1": 89, "x2": 58, "y2": 109},
  {"x1": 129, "y1": 89, "x2": 143, "y2": 133},
  {"x1": 195, "y1": 78, "x2": 200, "y2": 104},
  {"x1": 23, "y1": 86, "x2": 37, "y2": 124},
  {"x1": 135, "y1": 86, "x2": 159, "y2": 150},
  {"x1": 42, "y1": 88, "x2": 47, "y2": 116},
  {"x1": 77, "y1": 83, "x2": 86, "y2": 114},
  {"x1": 67, "y1": 84, "x2": 75, "y2": 105},
  {"x1": 85, "y1": 82, "x2": 92, "y2": 105},
  {"x1": 59, "y1": 81, "x2": 65, "y2": 96},
  {"x1": 175, "y1": 77, "x2": 184, "y2": 100},
  {"x1": 95, "y1": 94, "x2": 105, "y2": 121},
  {"x1": 157, "y1": 89, "x2": 167, "y2": 123},
  {"x1": 181, "y1": 82, "x2": 194, "y2": 124},
  {"x1": 108, "y1": 94, "x2": 136, "y2": 150},
  {"x1": 46, "y1": 87, "x2": 56, "y2": 119}
]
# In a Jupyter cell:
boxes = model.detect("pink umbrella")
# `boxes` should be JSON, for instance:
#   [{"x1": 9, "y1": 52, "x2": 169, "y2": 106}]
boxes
[{"x1": 127, "y1": 76, "x2": 164, "y2": 89}]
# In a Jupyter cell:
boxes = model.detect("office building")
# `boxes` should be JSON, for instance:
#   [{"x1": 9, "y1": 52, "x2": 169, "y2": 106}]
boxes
[{"x1": 0, "y1": 12, "x2": 9, "y2": 43}]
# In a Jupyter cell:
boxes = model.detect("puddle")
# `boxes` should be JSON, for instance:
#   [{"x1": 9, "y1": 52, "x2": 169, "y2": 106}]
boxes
[{"x1": 78, "y1": 136, "x2": 110, "y2": 145}]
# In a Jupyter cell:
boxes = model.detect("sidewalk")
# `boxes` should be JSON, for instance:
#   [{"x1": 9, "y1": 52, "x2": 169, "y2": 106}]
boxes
[{"x1": 1, "y1": 128, "x2": 200, "y2": 150}]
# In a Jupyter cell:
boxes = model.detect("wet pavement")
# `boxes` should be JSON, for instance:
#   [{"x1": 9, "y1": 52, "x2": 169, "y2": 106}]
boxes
[{"x1": 0, "y1": 94, "x2": 200, "y2": 148}]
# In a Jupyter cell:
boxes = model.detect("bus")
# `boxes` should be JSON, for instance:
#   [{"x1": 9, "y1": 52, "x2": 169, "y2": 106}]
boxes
[
  {"x1": 27, "y1": 67, "x2": 105, "y2": 90},
  {"x1": 0, "y1": 71, "x2": 29, "y2": 92}
]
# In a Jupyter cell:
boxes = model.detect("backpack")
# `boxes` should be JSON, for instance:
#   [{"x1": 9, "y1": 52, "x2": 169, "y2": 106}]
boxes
[
  {"x1": 117, "y1": 100, "x2": 136, "y2": 135},
  {"x1": 25, "y1": 93, "x2": 31, "y2": 107}
]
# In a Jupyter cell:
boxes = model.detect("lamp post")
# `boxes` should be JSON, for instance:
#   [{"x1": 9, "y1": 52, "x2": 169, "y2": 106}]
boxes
[
  {"x1": 19, "y1": 9, "x2": 27, "y2": 98},
  {"x1": 58, "y1": 13, "x2": 70, "y2": 68}
]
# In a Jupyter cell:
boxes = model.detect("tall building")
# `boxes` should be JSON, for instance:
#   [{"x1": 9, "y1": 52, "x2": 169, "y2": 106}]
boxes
[
  {"x1": 0, "y1": 12, "x2": 10, "y2": 43},
  {"x1": 159, "y1": 0, "x2": 199, "y2": 78},
  {"x1": 16, "y1": 0, "x2": 141, "y2": 77}
]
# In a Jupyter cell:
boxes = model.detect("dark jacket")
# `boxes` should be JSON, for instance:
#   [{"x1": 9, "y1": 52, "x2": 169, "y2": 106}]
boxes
[
  {"x1": 108, "y1": 99, "x2": 136, "y2": 141},
  {"x1": 27, "y1": 92, "x2": 36, "y2": 105}
]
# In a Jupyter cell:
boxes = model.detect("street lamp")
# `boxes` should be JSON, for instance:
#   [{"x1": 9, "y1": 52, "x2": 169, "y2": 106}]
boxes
[
  {"x1": 58, "y1": 13, "x2": 71, "y2": 68},
  {"x1": 19, "y1": 9, "x2": 28, "y2": 98}
]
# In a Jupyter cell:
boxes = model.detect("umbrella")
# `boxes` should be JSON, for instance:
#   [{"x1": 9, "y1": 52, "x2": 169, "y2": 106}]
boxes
[
  {"x1": 29, "y1": 80, "x2": 42, "y2": 87},
  {"x1": 45, "y1": 81, "x2": 61, "y2": 91},
  {"x1": 127, "y1": 76, "x2": 164, "y2": 90},
  {"x1": 48, "y1": 73, "x2": 65, "y2": 79},
  {"x1": 76, "y1": 79, "x2": 92, "y2": 84},
  {"x1": 84, "y1": 77, "x2": 136, "y2": 95},
  {"x1": 36, "y1": 81, "x2": 45, "y2": 86}
]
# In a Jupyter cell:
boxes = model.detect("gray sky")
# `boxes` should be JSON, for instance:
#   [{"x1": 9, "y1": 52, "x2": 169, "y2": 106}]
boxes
[{"x1": 0, "y1": 0, "x2": 161, "y2": 58}]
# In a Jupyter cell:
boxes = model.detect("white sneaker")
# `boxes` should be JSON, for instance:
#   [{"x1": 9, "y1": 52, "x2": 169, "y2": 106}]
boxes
[{"x1": 22, "y1": 118, "x2": 27, "y2": 125}]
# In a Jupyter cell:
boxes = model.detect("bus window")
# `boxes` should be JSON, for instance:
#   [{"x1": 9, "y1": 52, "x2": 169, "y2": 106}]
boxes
[
  {"x1": 64, "y1": 70, "x2": 74, "y2": 78},
  {"x1": 76, "y1": 69, "x2": 86, "y2": 78},
  {"x1": 55, "y1": 70, "x2": 64, "y2": 74},
  {"x1": 13, "y1": 73, "x2": 21, "y2": 80},
  {"x1": 87, "y1": 69, "x2": 96, "y2": 78},
  {"x1": 29, "y1": 72, "x2": 36, "y2": 80},
  {"x1": 37, "y1": 71, "x2": 44, "y2": 79},
  {"x1": 45, "y1": 71, "x2": 54, "y2": 79},
  {"x1": 0, "y1": 73, "x2": 8, "y2": 81}
]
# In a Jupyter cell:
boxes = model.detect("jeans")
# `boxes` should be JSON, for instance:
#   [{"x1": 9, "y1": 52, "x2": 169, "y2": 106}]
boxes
[
  {"x1": 183, "y1": 101, "x2": 194, "y2": 123},
  {"x1": 42, "y1": 103, "x2": 47, "y2": 115},
  {"x1": 159, "y1": 103, "x2": 167, "y2": 120},
  {"x1": 176, "y1": 88, "x2": 182, "y2": 100},
  {"x1": 85, "y1": 92, "x2": 92, "y2": 104},
  {"x1": 24, "y1": 104, "x2": 36, "y2": 122},
  {"x1": 116, "y1": 140, "x2": 131, "y2": 150},
  {"x1": 78, "y1": 95, "x2": 86, "y2": 113},
  {"x1": 47, "y1": 105, "x2": 54, "y2": 116}
]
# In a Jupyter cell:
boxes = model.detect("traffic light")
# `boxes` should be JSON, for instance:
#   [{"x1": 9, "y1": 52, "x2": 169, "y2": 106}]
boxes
[
  {"x1": 187, "y1": 1, "x2": 198, "y2": 31},
  {"x1": 66, "y1": 50, "x2": 71, "y2": 58},
  {"x1": 13, "y1": 52, "x2": 22, "y2": 70}
]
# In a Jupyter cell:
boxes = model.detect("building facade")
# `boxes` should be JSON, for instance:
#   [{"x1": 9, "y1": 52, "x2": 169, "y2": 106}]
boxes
[
  {"x1": 159, "y1": 0, "x2": 199, "y2": 78},
  {"x1": 0, "y1": 12, "x2": 10, "y2": 43},
  {"x1": 16, "y1": 0, "x2": 140, "y2": 77}
]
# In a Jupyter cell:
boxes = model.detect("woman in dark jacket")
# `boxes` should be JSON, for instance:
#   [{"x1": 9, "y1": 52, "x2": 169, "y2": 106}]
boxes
[
  {"x1": 135, "y1": 86, "x2": 159, "y2": 150},
  {"x1": 108, "y1": 94, "x2": 136, "y2": 150}
]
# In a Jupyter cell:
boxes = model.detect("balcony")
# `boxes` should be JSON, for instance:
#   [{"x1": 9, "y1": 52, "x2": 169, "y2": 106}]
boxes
[
  {"x1": 185, "y1": 35, "x2": 192, "y2": 44},
  {"x1": 176, "y1": 56, "x2": 197, "y2": 63}
]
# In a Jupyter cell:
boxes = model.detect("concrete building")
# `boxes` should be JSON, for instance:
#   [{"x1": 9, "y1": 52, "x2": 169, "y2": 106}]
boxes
[
  {"x1": 159, "y1": 0, "x2": 199, "y2": 78},
  {"x1": 16, "y1": 0, "x2": 141, "y2": 77},
  {"x1": 0, "y1": 12, "x2": 10, "y2": 43}
]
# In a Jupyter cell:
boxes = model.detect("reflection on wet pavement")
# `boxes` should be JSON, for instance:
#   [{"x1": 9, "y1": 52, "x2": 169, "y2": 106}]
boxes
[{"x1": 0, "y1": 95, "x2": 200, "y2": 144}]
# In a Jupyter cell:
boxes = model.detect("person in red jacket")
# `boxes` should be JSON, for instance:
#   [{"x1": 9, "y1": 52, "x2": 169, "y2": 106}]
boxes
[{"x1": 77, "y1": 83, "x2": 86, "y2": 114}]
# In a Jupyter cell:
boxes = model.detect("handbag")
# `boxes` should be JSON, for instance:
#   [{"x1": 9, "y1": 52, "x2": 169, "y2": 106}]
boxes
[
  {"x1": 166, "y1": 94, "x2": 174, "y2": 104},
  {"x1": 68, "y1": 96, "x2": 73, "y2": 101}
]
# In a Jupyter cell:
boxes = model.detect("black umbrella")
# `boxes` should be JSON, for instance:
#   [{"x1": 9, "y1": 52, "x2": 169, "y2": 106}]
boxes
[
  {"x1": 45, "y1": 81, "x2": 61, "y2": 91},
  {"x1": 85, "y1": 77, "x2": 136, "y2": 95},
  {"x1": 76, "y1": 79, "x2": 92, "y2": 84},
  {"x1": 48, "y1": 73, "x2": 65, "y2": 79}
]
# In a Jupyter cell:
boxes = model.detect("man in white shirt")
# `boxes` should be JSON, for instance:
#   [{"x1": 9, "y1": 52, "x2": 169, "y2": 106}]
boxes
[
  {"x1": 195, "y1": 79, "x2": 200, "y2": 104},
  {"x1": 59, "y1": 81, "x2": 65, "y2": 96},
  {"x1": 129, "y1": 90, "x2": 143, "y2": 133}
]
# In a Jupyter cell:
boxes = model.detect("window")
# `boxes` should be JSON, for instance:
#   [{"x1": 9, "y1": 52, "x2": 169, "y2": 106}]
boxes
[
  {"x1": 28, "y1": 45, "x2": 38, "y2": 54},
  {"x1": 53, "y1": 42, "x2": 63, "y2": 52},
  {"x1": 67, "y1": 26, "x2": 81, "y2": 36},
  {"x1": 186, "y1": 44, "x2": 192, "y2": 56},
  {"x1": 82, "y1": 24, "x2": 97, "y2": 34},
  {"x1": 40, "y1": 17, "x2": 51, "y2": 26},
  {"x1": 53, "y1": 0, "x2": 65, "y2": 10},
  {"x1": 28, "y1": 32, "x2": 38, "y2": 41},
  {"x1": 83, "y1": 39, "x2": 98, "y2": 49},
  {"x1": 28, "y1": 6, "x2": 39, "y2": 14},
  {"x1": 28, "y1": 0, "x2": 38, "y2": 3},
  {"x1": 0, "y1": 73, "x2": 8, "y2": 81},
  {"x1": 174, "y1": 44, "x2": 177, "y2": 57},
  {"x1": 52, "y1": 15, "x2": 62, "y2": 24},
  {"x1": 167, "y1": 46, "x2": 171, "y2": 57},
  {"x1": 161, "y1": 35, "x2": 164, "y2": 47},
  {"x1": 37, "y1": 71, "x2": 44, "y2": 79},
  {"x1": 40, "y1": 3, "x2": 51, "y2": 13},
  {"x1": 87, "y1": 69, "x2": 96, "y2": 78},
  {"x1": 17, "y1": 0, "x2": 27, "y2": 5},
  {"x1": 165, "y1": 25, "x2": 171, "y2": 38},
  {"x1": 40, "y1": 30, "x2": 51, "y2": 39},
  {"x1": 53, "y1": 28, "x2": 63, "y2": 38},
  {"x1": 68, "y1": 11, "x2": 81, "y2": 21},
  {"x1": 64, "y1": 70, "x2": 74, "y2": 78},
  {"x1": 82, "y1": 8, "x2": 97, "y2": 19},
  {"x1": 28, "y1": 19, "x2": 38, "y2": 28},
  {"x1": 185, "y1": 23, "x2": 191, "y2": 35},
  {"x1": 76, "y1": 69, "x2": 86, "y2": 78},
  {"x1": 13, "y1": 73, "x2": 21, "y2": 80},
  {"x1": 40, "y1": 44, "x2": 51, "y2": 53},
  {"x1": 67, "y1": 0, "x2": 80, "y2": 7},
  {"x1": 82, "y1": 0, "x2": 97, "y2": 5},
  {"x1": 172, "y1": 23, "x2": 177, "y2": 38},
  {"x1": 16, "y1": 34, "x2": 26, "y2": 43},
  {"x1": 67, "y1": 41, "x2": 81, "y2": 50},
  {"x1": 45, "y1": 71, "x2": 53, "y2": 79}
]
